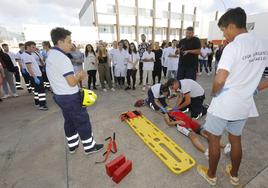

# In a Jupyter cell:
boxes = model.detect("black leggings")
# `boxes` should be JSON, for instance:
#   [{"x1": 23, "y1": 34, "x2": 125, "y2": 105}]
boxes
[
  {"x1": 126, "y1": 69, "x2": 137, "y2": 87},
  {"x1": 117, "y1": 77, "x2": 125, "y2": 86},
  {"x1": 153, "y1": 68, "x2": 162, "y2": 84},
  {"x1": 162, "y1": 66, "x2": 167, "y2": 77},
  {"x1": 87, "y1": 70, "x2": 97, "y2": 89}
]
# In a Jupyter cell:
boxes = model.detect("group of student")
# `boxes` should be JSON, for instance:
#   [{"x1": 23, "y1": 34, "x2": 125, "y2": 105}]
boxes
[{"x1": 0, "y1": 42, "x2": 50, "y2": 109}]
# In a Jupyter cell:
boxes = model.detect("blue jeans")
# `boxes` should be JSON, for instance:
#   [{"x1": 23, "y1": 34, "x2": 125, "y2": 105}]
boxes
[{"x1": 199, "y1": 59, "x2": 208, "y2": 73}]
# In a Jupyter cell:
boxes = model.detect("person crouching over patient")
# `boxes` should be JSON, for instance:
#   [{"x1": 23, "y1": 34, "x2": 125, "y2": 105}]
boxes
[
  {"x1": 167, "y1": 78, "x2": 208, "y2": 119},
  {"x1": 146, "y1": 83, "x2": 171, "y2": 113}
]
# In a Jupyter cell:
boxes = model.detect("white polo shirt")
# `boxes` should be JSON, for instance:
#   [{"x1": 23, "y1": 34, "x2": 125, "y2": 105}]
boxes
[
  {"x1": 208, "y1": 33, "x2": 268, "y2": 120},
  {"x1": 6, "y1": 51, "x2": 18, "y2": 67},
  {"x1": 128, "y1": 52, "x2": 139, "y2": 69},
  {"x1": 17, "y1": 51, "x2": 27, "y2": 70},
  {"x1": 151, "y1": 83, "x2": 165, "y2": 98},
  {"x1": 178, "y1": 79, "x2": 204, "y2": 98},
  {"x1": 46, "y1": 48, "x2": 79, "y2": 95},
  {"x1": 166, "y1": 47, "x2": 179, "y2": 71},
  {"x1": 199, "y1": 47, "x2": 211, "y2": 60},
  {"x1": 23, "y1": 51, "x2": 42, "y2": 77},
  {"x1": 142, "y1": 51, "x2": 155, "y2": 71}
]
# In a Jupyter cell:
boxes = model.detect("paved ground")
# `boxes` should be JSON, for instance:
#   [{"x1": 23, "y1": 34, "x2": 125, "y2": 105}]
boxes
[{"x1": 0, "y1": 74, "x2": 268, "y2": 188}]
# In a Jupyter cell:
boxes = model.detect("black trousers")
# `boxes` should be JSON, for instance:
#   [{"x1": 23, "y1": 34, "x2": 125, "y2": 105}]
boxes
[
  {"x1": 208, "y1": 57, "x2": 213, "y2": 72},
  {"x1": 30, "y1": 76, "x2": 46, "y2": 107},
  {"x1": 153, "y1": 67, "x2": 162, "y2": 84},
  {"x1": 162, "y1": 66, "x2": 167, "y2": 77},
  {"x1": 139, "y1": 62, "x2": 143, "y2": 83},
  {"x1": 39, "y1": 66, "x2": 50, "y2": 88},
  {"x1": 117, "y1": 77, "x2": 125, "y2": 86},
  {"x1": 126, "y1": 69, "x2": 137, "y2": 87},
  {"x1": 14, "y1": 66, "x2": 21, "y2": 88},
  {"x1": 190, "y1": 95, "x2": 206, "y2": 117},
  {"x1": 87, "y1": 70, "x2": 97, "y2": 89},
  {"x1": 21, "y1": 70, "x2": 32, "y2": 93},
  {"x1": 177, "y1": 65, "x2": 197, "y2": 81}
]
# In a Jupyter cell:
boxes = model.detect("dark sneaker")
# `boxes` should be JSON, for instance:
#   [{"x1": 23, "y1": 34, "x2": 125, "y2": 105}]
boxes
[
  {"x1": 93, "y1": 86, "x2": 97, "y2": 90},
  {"x1": 17, "y1": 87, "x2": 24, "y2": 90},
  {"x1": 84, "y1": 144, "x2": 104, "y2": 155},
  {"x1": 39, "y1": 105, "x2": 48, "y2": 111},
  {"x1": 69, "y1": 145, "x2": 79, "y2": 154},
  {"x1": 125, "y1": 86, "x2": 131, "y2": 90},
  {"x1": 132, "y1": 86, "x2": 136, "y2": 90}
]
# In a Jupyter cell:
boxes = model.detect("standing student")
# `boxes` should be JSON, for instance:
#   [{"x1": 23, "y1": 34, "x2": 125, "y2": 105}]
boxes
[
  {"x1": 84, "y1": 44, "x2": 97, "y2": 90},
  {"x1": 161, "y1": 41, "x2": 168, "y2": 79},
  {"x1": 196, "y1": 8, "x2": 268, "y2": 186},
  {"x1": 69, "y1": 44, "x2": 84, "y2": 88},
  {"x1": 113, "y1": 41, "x2": 129, "y2": 87},
  {"x1": 138, "y1": 34, "x2": 149, "y2": 85},
  {"x1": 142, "y1": 44, "x2": 155, "y2": 91},
  {"x1": 198, "y1": 43, "x2": 211, "y2": 76},
  {"x1": 207, "y1": 42, "x2": 214, "y2": 73},
  {"x1": 32, "y1": 46, "x2": 47, "y2": 89},
  {"x1": 0, "y1": 47, "x2": 18, "y2": 98},
  {"x1": 23, "y1": 41, "x2": 48, "y2": 110},
  {"x1": 167, "y1": 39, "x2": 179, "y2": 79},
  {"x1": 16, "y1": 43, "x2": 32, "y2": 93},
  {"x1": 97, "y1": 43, "x2": 115, "y2": 92},
  {"x1": 109, "y1": 41, "x2": 118, "y2": 84},
  {"x1": 2, "y1": 43, "x2": 23, "y2": 90},
  {"x1": 41, "y1": 41, "x2": 51, "y2": 90},
  {"x1": 46, "y1": 27, "x2": 103, "y2": 154},
  {"x1": 177, "y1": 27, "x2": 201, "y2": 81},
  {"x1": 215, "y1": 44, "x2": 225, "y2": 73},
  {"x1": 0, "y1": 62, "x2": 4, "y2": 101},
  {"x1": 125, "y1": 42, "x2": 139, "y2": 90},
  {"x1": 153, "y1": 42, "x2": 163, "y2": 84}
]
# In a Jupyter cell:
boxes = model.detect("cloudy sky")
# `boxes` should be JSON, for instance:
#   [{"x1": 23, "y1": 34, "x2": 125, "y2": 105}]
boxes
[{"x1": 0, "y1": 0, "x2": 268, "y2": 32}]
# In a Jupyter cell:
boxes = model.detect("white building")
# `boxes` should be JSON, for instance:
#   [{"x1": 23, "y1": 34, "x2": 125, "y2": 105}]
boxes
[
  {"x1": 208, "y1": 12, "x2": 268, "y2": 44},
  {"x1": 79, "y1": 0, "x2": 208, "y2": 43},
  {"x1": 22, "y1": 24, "x2": 98, "y2": 45}
]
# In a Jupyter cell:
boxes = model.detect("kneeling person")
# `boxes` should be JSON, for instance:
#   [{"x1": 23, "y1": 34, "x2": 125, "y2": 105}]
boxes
[
  {"x1": 146, "y1": 83, "x2": 170, "y2": 113},
  {"x1": 167, "y1": 78, "x2": 207, "y2": 119}
]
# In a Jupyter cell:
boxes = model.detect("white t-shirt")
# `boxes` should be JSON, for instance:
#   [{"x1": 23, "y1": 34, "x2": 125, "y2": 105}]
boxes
[
  {"x1": 18, "y1": 52, "x2": 28, "y2": 70},
  {"x1": 23, "y1": 52, "x2": 42, "y2": 77},
  {"x1": 199, "y1": 47, "x2": 211, "y2": 60},
  {"x1": 151, "y1": 83, "x2": 165, "y2": 98},
  {"x1": 127, "y1": 52, "x2": 139, "y2": 69},
  {"x1": 46, "y1": 48, "x2": 79, "y2": 95},
  {"x1": 208, "y1": 33, "x2": 268, "y2": 120},
  {"x1": 178, "y1": 79, "x2": 204, "y2": 98},
  {"x1": 142, "y1": 51, "x2": 155, "y2": 71},
  {"x1": 32, "y1": 51, "x2": 43, "y2": 66},
  {"x1": 84, "y1": 53, "x2": 97, "y2": 71},
  {"x1": 6, "y1": 51, "x2": 17, "y2": 67},
  {"x1": 166, "y1": 47, "x2": 179, "y2": 71}
]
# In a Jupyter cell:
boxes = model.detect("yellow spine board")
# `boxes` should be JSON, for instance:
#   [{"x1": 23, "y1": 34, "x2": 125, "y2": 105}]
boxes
[{"x1": 124, "y1": 114, "x2": 195, "y2": 175}]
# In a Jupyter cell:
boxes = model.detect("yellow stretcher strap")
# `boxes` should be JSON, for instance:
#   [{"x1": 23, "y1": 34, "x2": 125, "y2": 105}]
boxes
[{"x1": 120, "y1": 110, "x2": 195, "y2": 175}]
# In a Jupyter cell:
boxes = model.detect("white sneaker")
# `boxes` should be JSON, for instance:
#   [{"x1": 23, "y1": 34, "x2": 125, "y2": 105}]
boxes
[
  {"x1": 111, "y1": 88, "x2": 115, "y2": 92},
  {"x1": 12, "y1": 93, "x2": 19, "y2": 97},
  {"x1": 207, "y1": 72, "x2": 210, "y2": 76},
  {"x1": 224, "y1": 143, "x2": 231, "y2": 155},
  {"x1": 2, "y1": 94, "x2": 10, "y2": 99},
  {"x1": 142, "y1": 86, "x2": 146, "y2": 91},
  {"x1": 182, "y1": 108, "x2": 189, "y2": 113},
  {"x1": 204, "y1": 148, "x2": 209, "y2": 160},
  {"x1": 197, "y1": 72, "x2": 202, "y2": 76},
  {"x1": 103, "y1": 88, "x2": 107, "y2": 92}
]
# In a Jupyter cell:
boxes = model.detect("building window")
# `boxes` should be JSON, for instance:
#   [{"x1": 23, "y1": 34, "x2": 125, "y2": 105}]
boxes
[{"x1": 99, "y1": 25, "x2": 114, "y2": 33}]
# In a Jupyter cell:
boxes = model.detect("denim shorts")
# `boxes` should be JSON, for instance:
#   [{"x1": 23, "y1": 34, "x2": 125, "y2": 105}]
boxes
[{"x1": 204, "y1": 113, "x2": 247, "y2": 136}]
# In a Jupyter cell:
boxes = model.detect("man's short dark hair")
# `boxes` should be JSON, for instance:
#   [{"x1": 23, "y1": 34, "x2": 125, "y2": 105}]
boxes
[
  {"x1": 1, "y1": 43, "x2": 8, "y2": 48},
  {"x1": 42, "y1": 41, "x2": 51, "y2": 48},
  {"x1": 19, "y1": 43, "x2": 24, "y2": 47},
  {"x1": 218, "y1": 7, "x2": 247, "y2": 29},
  {"x1": 50, "y1": 27, "x2": 71, "y2": 45},
  {"x1": 186, "y1": 27, "x2": 194, "y2": 32},
  {"x1": 24, "y1": 41, "x2": 36, "y2": 48},
  {"x1": 166, "y1": 78, "x2": 178, "y2": 87},
  {"x1": 172, "y1": 39, "x2": 177, "y2": 43}
]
